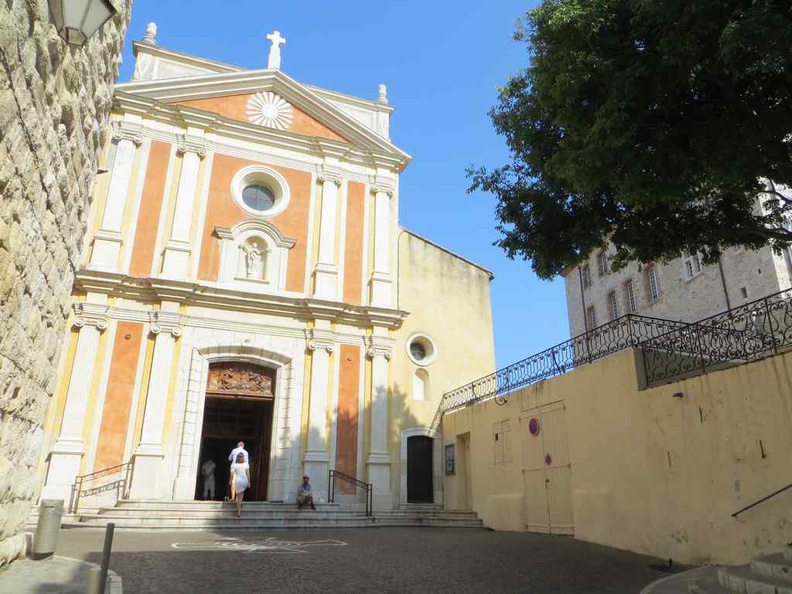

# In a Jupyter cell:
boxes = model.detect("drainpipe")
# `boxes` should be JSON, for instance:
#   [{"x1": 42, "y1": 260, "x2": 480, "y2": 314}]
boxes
[{"x1": 717, "y1": 257, "x2": 732, "y2": 315}]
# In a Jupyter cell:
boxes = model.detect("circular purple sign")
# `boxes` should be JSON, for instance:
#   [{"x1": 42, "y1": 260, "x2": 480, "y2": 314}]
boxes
[{"x1": 528, "y1": 417, "x2": 540, "y2": 436}]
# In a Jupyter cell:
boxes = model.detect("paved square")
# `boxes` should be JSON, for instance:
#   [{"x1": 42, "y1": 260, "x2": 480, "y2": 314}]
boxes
[{"x1": 56, "y1": 528, "x2": 677, "y2": 593}]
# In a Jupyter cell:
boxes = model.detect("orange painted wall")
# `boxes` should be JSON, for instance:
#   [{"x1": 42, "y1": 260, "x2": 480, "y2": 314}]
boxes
[
  {"x1": 335, "y1": 345, "x2": 360, "y2": 487},
  {"x1": 129, "y1": 141, "x2": 171, "y2": 277},
  {"x1": 94, "y1": 322, "x2": 144, "y2": 470},
  {"x1": 175, "y1": 95, "x2": 349, "y2": 143},
  {"x1": 197, "y1": 154, "x2": 311, "y2": 292},
  {"x1": 343, "y1": 182, "x2": 365, "y2": 305}
]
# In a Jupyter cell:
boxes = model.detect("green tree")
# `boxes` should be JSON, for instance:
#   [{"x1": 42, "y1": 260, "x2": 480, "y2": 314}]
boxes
[{"x1": 470, "y1": 0, "x2": 792, "y2": 279}]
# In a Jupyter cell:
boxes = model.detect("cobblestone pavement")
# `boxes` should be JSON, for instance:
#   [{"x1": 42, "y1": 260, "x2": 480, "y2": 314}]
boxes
[{"x1": 57, "y1": 527, "x2": 681, "y2": 593}]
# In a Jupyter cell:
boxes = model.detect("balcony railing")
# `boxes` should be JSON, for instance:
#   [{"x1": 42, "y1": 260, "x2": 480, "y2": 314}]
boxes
[{"x1": 433, "y1": 289, "x2": 792, "y2": 430}]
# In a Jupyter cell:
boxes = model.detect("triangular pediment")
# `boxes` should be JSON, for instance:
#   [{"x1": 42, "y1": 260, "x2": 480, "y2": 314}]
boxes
[{"x1": 115, "y1": 69, "x2": 410, "y2": 169}]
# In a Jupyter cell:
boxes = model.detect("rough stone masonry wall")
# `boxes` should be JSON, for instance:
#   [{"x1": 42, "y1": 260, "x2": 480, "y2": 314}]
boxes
[{"x1": 0, "y1": 0, "x2": 131, "y2": 565}]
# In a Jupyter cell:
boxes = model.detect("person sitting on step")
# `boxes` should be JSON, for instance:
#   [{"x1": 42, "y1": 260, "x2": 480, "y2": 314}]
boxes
[{"x1": 297, "y1": 475, "x2": 316, "y2": 510}]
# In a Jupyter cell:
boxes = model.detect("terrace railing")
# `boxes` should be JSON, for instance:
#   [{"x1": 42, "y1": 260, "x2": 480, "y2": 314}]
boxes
[
  {"x1": 433, "y1": 288, "x2": 792, "y2": 430},
  {"x1": 69, "y1": 460, "x2": 134, "y2": 514},
  {"x1": 431, "y1": 314, "x2": 690, "y2": 430}
]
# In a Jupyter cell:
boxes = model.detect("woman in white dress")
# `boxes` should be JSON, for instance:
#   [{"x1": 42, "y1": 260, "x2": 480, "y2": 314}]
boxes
[{"x1": 230, "y1": 452, "x2": 251, "y2": 517}]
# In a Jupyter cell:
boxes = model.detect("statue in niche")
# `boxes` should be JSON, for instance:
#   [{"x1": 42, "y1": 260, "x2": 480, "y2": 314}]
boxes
[{"x1": 243, "y1": 241, "x2": 265, "y2": 280}]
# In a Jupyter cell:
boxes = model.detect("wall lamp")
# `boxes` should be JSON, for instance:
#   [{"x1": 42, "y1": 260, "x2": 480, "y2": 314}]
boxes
[{"x1": 49, "y1": 0, "x2": 117, "y2": 46}]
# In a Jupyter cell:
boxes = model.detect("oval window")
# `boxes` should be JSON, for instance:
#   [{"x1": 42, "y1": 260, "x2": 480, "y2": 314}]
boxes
[{"x1": 242, "y1": 183, "x2": 276, "y2": 212}]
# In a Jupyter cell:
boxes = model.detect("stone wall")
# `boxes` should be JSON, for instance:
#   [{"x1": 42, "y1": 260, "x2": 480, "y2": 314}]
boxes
[
  {"x1": 564, "y1": 245, "x2": 790, "y2": 338},
  {"x1": 0, "y1": 0, "x2": 131, "y2": 565}
]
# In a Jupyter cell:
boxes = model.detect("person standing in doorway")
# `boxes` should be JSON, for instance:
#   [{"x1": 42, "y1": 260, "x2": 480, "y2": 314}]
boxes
[
  {"x1": 201, "y1": 458, "x2": 216, "y2": 500},
  {"x1": 228, "y1": 441, "x2": 249, "y2": 465},
  {"x1": 230, "y1": 452, "x2": 250, "y2": 517}
]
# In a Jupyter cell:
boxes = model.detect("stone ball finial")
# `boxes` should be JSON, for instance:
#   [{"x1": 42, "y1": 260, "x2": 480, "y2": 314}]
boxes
[
  {"x1": 377, "y1": 84, "x2": 388, "y2": 105},
  {"x1": 142, "y1": 22, "x2": 157, "y2": 45}
]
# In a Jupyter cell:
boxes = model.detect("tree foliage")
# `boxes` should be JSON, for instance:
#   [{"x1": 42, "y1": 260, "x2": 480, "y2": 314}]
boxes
[{"x1": 470, "y1": 0, "x2": 792, "y2": 279}]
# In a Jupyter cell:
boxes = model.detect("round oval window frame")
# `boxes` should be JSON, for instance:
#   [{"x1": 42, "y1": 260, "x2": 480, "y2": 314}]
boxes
[
  {"x1": 405, "y1": 333, "x2": 438, "y2": 367},
  {"x1": 231, "y1": 165, "x2": 291, "y2": 218}
]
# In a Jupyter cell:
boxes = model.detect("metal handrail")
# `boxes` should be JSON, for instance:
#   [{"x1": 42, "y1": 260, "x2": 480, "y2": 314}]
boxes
[
  {"x1": 69, "y1": 460, "x2": 135, "y2": 514},
  {"x1": 327, "y1": 470, "x2": 373, "y2": 517},
  {"x1": 732, "y1": 482, "x2": 792, "y2": 518}
]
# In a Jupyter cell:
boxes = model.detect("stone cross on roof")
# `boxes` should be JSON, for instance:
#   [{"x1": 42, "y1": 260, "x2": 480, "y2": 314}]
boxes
[{"x1": 267, "y1": 30, "x2": 286, "y2": 70}]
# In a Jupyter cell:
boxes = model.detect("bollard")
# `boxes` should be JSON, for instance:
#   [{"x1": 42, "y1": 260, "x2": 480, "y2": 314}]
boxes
[
  {"x1": 31, "y1": 499, "x2": 64, "y2": 559},
  {"x1": 98, "y1": 522, "x2": 115, "y2": 594}
]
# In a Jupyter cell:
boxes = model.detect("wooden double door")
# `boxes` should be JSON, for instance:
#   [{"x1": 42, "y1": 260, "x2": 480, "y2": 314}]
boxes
[{"x1": 195, "y1": 362, "x2": 276, "y2": 501}]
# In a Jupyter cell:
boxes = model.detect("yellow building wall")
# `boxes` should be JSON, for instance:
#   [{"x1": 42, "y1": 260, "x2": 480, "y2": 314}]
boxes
[
  {"x1": 394, "y1": 230, "x2": 496, "y2": 497},
  {"x1": 444, "y1": 348, "x2": 792, "y2": 564}
]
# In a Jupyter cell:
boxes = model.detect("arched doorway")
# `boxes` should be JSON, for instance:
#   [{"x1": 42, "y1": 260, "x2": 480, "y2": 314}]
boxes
[{"x1": 194, "y1": 362, "x2": 275, "y2": 501}]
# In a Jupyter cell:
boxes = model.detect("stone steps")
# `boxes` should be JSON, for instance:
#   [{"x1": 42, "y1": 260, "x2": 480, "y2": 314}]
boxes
[
  {"x1": 45, "y1": 499, "x2": 484, "y2": 531},
  {"x1": 642, "y1": 546, "x2": 792, "y2": 594}
]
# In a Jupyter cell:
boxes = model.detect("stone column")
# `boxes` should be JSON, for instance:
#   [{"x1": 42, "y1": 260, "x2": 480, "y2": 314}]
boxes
[
  {"x1": 303, "y1": 327, "x2": 336, "y2": 496},
  {"x1": 40, "y1": 304, "x2": 108, "y2": 502},
  {"x1": 162, "y1": 133, "x2": 207, "y2": 279},
  {"x1": 313, "y1": 169, "x2": 343, "y2": 300},
  {"x1": 89, "y1": 121, "x2": 143, "y2": 271},
  {"x1": 370, "y1": 182, "x2": 394, "y2": 307},
  {"x1": 366, "y1": 332, "x2": 395, "y2": 510},
  {"x1": 129, "y1": 309, "x2": 182, "y2": 499}
]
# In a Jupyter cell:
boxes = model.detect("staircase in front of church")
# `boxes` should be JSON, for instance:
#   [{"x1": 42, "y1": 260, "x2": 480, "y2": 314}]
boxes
[{"x1": 53, "y1": 500, "x2": 484, "y2": 531}]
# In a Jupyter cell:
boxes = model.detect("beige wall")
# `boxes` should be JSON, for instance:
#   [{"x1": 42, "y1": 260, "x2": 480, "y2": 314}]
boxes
[
  {"x1": 393, "y1": 230, "x2": 496, "y2": 501},
  {"x1": 444, "y1": 348, "x2": 792, "y2": 564}
]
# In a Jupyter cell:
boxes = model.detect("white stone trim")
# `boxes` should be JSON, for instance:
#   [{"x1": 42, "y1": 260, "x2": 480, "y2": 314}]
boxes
[
  {"x1": 120, "y1": 138, "x2": 153, "y2": 274},
  {"x1": 189, "y1": 150, "x2": 214, "y2": 280},
  {"x1": 361, "y1": 182, "x2": 370, "y2": 305},
  {"x1": 405, "y1": 332, "x2": 438, "y2": 367},
  {"x1": 230, "y1": 164, "x2": 291, "y2": 218},
  {"x1": 149, "y1": 143, "x2": 178, "y2": 277},
  {"x1": 303, "y1": 172, "x2": 318, "y2": 295},
  {"x1": 399, "y1": 427, "x2": 443, "y2": 505},
  {"x1": 171, "y1": 336, "x2": 305, "y2": 502},
  {"x1": 83, "y1": 319, "x2": 118, "y2": 473},
  {"x1": 336, "y1": 180, "x2": 348, "y2": 302}
]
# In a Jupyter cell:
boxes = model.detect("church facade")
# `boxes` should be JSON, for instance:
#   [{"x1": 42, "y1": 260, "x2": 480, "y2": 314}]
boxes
[{"x1": 36, "y1": 25, "x2": 495, "y2": 510}]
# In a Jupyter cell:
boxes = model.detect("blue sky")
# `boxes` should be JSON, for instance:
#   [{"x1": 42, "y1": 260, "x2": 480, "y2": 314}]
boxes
[{"x1": 118, "y1": 0, "x2": 568, "y2": 369}]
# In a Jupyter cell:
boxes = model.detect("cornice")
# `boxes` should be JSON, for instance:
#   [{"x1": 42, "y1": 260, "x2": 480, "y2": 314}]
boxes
[
  {"x1": 113, "y1": 92, "x2": 406, "y2": 173},
  {"x1": 113, "y1": 69, "x2": 411, "y2": 171},
  {"x1": 73, "y1": 270, "x2": 409, "y2": 330}
]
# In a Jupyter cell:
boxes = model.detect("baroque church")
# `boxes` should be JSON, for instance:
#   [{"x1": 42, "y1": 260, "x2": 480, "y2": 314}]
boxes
[{"x1": 37, "y1": 24, "x2": 495, "y2": 510}]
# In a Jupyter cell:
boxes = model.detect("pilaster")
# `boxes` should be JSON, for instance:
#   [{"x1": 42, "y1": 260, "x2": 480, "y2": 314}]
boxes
[
  {"x1": 313, "y1": 167, "x2": 343, "y2": 300},
  {"x1": 40, "y1": 303, "x2": 108, "y2": 502},
  {"x1": 369, "y1": 180, "x2": 395, "y2": 307},
  {"x1": 162, "y1": 132, "x2": 207, "y2": 279},
  {"x1": 89, "y1": 121, "x2": 142, "y2": 271},
  {"x1": 130, "y1": 308, "x2": 183, "y2": 499},
  {"x1": 366, "y1": 330, "x2": 395, "y2": 510},
  {"x1": 303, "y1": 326, "x2": 336, "y2": 495}
]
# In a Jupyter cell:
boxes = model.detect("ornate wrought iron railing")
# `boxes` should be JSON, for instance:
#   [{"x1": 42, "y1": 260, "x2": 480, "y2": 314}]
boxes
[
  {"x1": 431, "y1": 314, "x2": 690, "y2": 429},
  {"x1": 433, "y1": 289, "x2": 792, "y2": 431},
  {"x1": 641, "y1": 289, "x2": 792, "y2": 386},
  {"x1": 69, "y1": 460, "x2": 134, "y2": 514},
  {"x1": 327, "y1": 470, "x2": 372, "y2": 517}
]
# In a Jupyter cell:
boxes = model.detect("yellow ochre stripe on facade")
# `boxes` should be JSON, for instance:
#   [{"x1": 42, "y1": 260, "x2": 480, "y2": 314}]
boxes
[
  {"x1": 160, "y1": 335, "x2": 183, "y2": 444},
  {"x1": 132, "y1": 334, "x2": 157, "y2": 447},
  {"x1": 299, "y1": 346, "x2": 313, "y2": 458}
]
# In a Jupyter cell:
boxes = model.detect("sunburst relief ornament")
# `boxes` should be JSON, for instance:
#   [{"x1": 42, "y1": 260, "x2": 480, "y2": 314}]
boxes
[{"x1": 246, "y1": 92, "x2": 294, "y2": 130}]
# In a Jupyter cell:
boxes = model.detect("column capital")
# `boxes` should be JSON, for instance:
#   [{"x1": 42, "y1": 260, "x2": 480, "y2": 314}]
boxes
[
  {"x1": 73, "y1": 302, "x2": 109, "y2": 331},
  {"x1": 317, "y1": 167, "x2": 343, "y2": 187},
  {"x1": 149, "y1": 310, "x2": 183, "y2": 337},
  {"x1": 176, "y1": 134, "x2": 208, "y2": 158},
  {"x1": 305, "y1": 328, "x2": 336, "y2": 353},
  {"x1": 366, "y1": 335, "x2": 394, "y2": 360},
  {"x1": 111, "y1": 121, "x2": 143, "y2": 146},
  {"x1": 370, "y1": 178, "x2": 395, "y2": 197}
]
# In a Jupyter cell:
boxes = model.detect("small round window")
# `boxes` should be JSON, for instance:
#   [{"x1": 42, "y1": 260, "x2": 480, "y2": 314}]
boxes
[
  {"x1": 406, "y1": 333, "x2": 437, "y2": 366},
  {"x1": 409, "y1": 342, "x2": 427, "y2": 361},
  {"x1": 242, "y1": 183, "x2": 276, "y2": 212}
]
